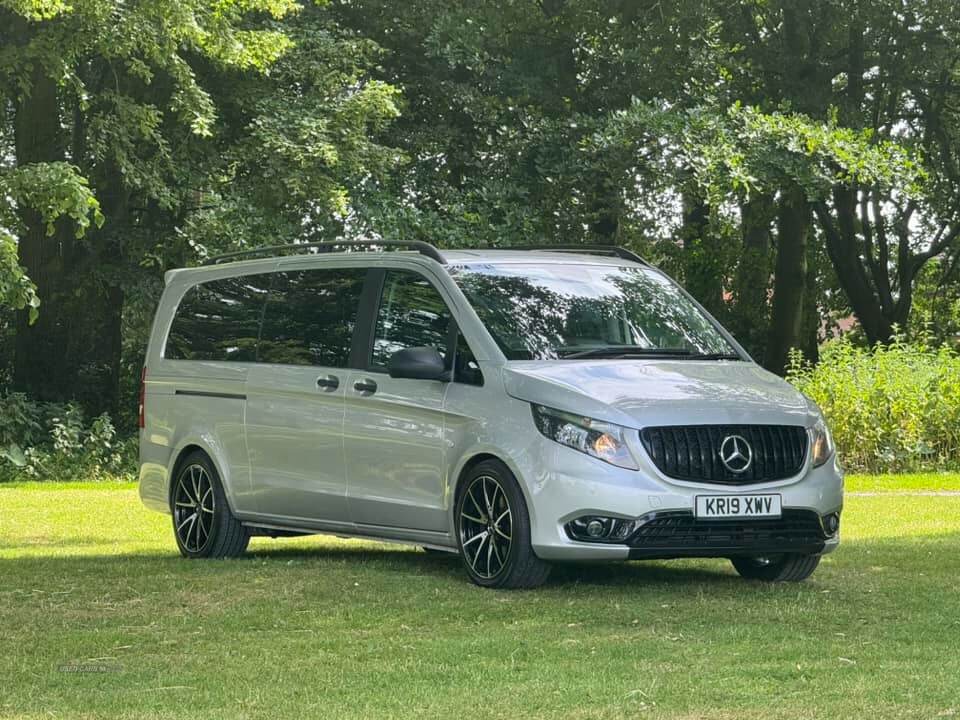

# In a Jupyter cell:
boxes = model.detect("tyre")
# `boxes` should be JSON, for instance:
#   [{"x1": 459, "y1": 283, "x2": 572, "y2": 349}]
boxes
[
  {"x1": 170, "y1": 451, "x2": 250, "y2": 558},
  {"x1": 731, "y1": 553, "x2": 821, "y2": 582},
  {"x1": 454, "y1": 459, "x2": 551, "y2": 589}
]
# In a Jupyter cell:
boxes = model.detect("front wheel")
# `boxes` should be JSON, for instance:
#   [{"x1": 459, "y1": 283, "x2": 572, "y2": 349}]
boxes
[
  {"x1": 455, "y1": 459, "x2": 551, "y2": 589},
  {"x1": 171, "y1": 451, "x2": 250, "y2": 559},
  {"x1": 731, "y1": 553, "x2": 821, "y2": 582}
]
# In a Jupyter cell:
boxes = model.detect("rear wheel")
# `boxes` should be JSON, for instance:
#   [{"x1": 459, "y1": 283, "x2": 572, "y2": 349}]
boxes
[
  {"x1": 455, "y1": 459, "x2": 551, "y2": 589},
  {"x1": 731, "y1": 553, "x2": 820, "y2": 582},
  {"x1": 171, "y1": 451, "x2": 249, "y2": 558}
]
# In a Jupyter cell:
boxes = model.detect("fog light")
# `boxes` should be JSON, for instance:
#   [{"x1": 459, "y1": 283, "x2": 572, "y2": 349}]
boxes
[
  {"x1": 566, "y1": 515, "x2": 638, "y2": 543},
  {"x1": 823, "y1": 513, "x2": 840, "y2": 536},
  {"x1": 586, "y1": 520, "x2": 605, "y2": 538}
]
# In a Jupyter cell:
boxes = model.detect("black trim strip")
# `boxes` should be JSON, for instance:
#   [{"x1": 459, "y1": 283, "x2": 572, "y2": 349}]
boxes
[
  {"x1": 350, "y1": 268, "x2": 385, "y2": 369},
  {"x1": 175, "y1": 389, "x2": 247, "y2": 400}
]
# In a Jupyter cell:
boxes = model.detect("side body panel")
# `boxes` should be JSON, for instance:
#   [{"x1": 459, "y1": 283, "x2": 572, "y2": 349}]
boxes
[
  {"x1": 341, "y1": 261, "x2": 466, "y2": 535},
  {"x1": 343, "y1": 371, "x2": 449, "y2": 532},
  {"x1": 245, "y1": 363, "x2": 348, "y2": 523}
]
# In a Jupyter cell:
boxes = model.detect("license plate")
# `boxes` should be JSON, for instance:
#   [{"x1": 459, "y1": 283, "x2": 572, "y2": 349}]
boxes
[{"x1": 695, "y1": 494, "x2": 782, "y2": 519}]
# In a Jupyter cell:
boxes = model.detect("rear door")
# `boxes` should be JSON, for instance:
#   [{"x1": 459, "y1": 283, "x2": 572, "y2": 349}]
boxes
[
  {"x1": 161, "y1": 272, "x2": 272, "y2": 514},
  {"x1": 343, "y1": 267, "x2": 453, "y2": 533},
  {"x1": 245, "y1": 263, "x2": 367, "y2": 525}
]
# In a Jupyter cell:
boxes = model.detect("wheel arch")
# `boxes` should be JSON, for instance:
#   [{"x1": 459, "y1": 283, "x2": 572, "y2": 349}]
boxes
[
  {"x1": 448, "y1": 450, "x2": 537, "y2": 529},
  {"x1": 166, "y1": 440, "x2": 238, "y2": 515}
]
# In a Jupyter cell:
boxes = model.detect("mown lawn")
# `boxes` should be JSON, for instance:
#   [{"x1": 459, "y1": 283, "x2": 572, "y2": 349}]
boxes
[{"x1": 0, "y1": 474, "x2": 958, "y2": 719}]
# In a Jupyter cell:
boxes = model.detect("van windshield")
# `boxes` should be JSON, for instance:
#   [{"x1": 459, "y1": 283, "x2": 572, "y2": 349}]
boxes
[{"x1": 449, "y1": 262, "x2": 740, "y2": 361}]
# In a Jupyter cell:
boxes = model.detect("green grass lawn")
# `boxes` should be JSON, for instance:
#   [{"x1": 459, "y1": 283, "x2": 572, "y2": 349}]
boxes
[{"x1": 1, "y1": 475, "x2": 958, "y2": 720}]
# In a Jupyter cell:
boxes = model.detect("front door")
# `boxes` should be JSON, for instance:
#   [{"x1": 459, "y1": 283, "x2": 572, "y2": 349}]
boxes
[
  {"x1": 343, "y1": 268, "x2": 452, "y2": 533},
  {"x1": 245, "y1": 264, "x2": 367, "y2": 525}
]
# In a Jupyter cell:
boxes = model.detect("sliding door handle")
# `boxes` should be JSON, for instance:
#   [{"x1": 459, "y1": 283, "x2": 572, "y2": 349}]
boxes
[
  {"x1": 316, "y1": 375, "x2": 340, "y2": 391},
  {"x1": 353, "y1": 378, "x2": 378, "y2": 395}
]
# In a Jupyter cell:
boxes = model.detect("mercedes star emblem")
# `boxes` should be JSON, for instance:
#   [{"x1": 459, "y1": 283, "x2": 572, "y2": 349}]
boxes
[{"x1": 719, "y1": 434, "x2": 753, "y2": 473}]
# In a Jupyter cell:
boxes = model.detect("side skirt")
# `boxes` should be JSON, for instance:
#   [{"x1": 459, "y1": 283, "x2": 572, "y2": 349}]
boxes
[{"x1": 240, "y1": 519, "x2": 456, "y2": 553}]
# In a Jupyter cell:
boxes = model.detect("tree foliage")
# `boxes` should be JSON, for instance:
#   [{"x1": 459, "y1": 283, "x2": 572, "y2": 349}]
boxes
[
  {"x1": 0, "y1": 0, "x2": 401, "y2": 415},
  {"x1": 3, "y1": 0, "x2": 960, "y2": 429}
]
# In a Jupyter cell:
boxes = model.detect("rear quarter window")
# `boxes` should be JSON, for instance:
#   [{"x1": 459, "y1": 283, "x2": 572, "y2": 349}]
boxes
[{"x1": 165, "y1": 275, "x2": 270, "y2": 362}]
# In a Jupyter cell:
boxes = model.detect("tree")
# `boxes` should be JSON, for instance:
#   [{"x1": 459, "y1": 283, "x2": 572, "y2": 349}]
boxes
[
  {"x1": 1, "y1": 0, "x2": 401, "y2": 417},
  {"x1": 334, "y1": 0, "x2": 719, "y2": 251},
  {"x1": 716, "y1": 0, "x2": 960, "y2": 347}
]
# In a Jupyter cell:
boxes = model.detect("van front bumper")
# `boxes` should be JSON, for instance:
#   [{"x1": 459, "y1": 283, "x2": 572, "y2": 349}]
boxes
[{"x1": 522, "y1": 438, "x2": 843, "y2": 562}]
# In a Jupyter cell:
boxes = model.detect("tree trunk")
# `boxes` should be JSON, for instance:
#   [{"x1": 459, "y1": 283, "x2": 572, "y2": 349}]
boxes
[
  {"x1": 12, "y1": 57, "x2": 77, "y2": 403},
  {"x1": 12, "y1": 51, "x2": 124, "y2": 418},
  {"x1": 731, "y1": 194, "x2": 774, "y2": 358},
  {"x1": 764, "y1": 185, "x2": 809, "y2": 375},
  {"x1": 681, "y1": 191, "x2": 725, "y2": 318},
  {"x1": 800, "y1": 242, "x2": 821, "y2": 364},
  {"x1": 813, "y1": 195, "x2": 894, "y2": 345}
]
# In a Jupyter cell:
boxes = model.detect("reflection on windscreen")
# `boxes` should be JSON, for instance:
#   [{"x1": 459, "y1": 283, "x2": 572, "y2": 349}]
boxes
[{"x1": 450, "y1": 263, "x2": 737, "y2": 361}]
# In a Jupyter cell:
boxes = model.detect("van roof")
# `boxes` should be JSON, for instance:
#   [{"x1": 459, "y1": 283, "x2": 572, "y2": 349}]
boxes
[{"x1": 164, "y1": 245, "x2": 647, "y2": 285}]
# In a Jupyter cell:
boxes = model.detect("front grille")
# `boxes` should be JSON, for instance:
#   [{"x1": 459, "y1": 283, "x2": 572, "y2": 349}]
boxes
[
  {"x1": 627, "y1": 510, "x2": 827, "y2": 557},
  {"x1": 639, "y1": 424, "x2": 807, "y2": 485}
]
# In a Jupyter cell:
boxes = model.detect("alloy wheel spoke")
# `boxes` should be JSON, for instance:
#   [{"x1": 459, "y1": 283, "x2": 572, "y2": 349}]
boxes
[
  {"x1": 177, "y1": 511, "x2": 196, "y2": 533},
  {"x1": 486, "y1": 532, "x2": 495, "y2": 575},
  {"x1": 179, "y1": 478, "x2": 192, "y2": 507},
  {"x1": 191, "y1": 512, "x2": 203, "y2": 550},
  {"x1": 182, "y1": 514, "x2": 198, "y2": 549},
  {"x1": 190, "y1": 467, "x2": 201, "y2": 506},
  {"x1": 468, "y1": 532, "x2": 488, "y2": 570},
  {"x1": 467, "y1": 487, "x2": 485, "y2": 521},
  {"x1": 462, "y1": 530, "x2": 486, "y2": 547},
  {"x1": 482, "y1": 477, "x2": 494, "y2": 516},
  {"x1": 200, "y1": 487, "x2": 214, "y2": 514},
  {"x1": 490, "y1": 533, "x2": 503, "y2": 568}
]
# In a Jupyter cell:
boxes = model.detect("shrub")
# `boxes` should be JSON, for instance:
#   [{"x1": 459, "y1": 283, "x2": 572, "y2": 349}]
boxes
[
  {"x1": 0, "y1": 393, "x2": 136, "y2": 482},
  {"x1": 787, "y1": 337, "x2": 960, "y2": 473}
]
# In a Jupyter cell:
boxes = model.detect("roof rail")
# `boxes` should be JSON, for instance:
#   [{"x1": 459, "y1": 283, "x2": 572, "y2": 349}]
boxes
[
  {"x1": 484, "y1": 245, "x2": 648, "y2": 265},
  {"x1": 201, "y1": 240, "x2": 446, "y2": 266}
]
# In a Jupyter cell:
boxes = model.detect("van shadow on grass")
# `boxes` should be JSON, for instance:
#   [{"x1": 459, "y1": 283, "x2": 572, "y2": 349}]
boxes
[{"x1": 3, "y1": 531, "x2": 957, "y2": 593}]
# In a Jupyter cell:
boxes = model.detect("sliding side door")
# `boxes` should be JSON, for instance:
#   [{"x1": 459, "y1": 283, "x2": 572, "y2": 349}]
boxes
[{"x1": 245, "y1": 264, "x2": 367, "y2": 526}]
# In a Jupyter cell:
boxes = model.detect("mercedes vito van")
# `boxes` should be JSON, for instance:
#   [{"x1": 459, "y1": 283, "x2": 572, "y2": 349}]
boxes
[{"x1": 139, "y1": 242, "x2": 842, "y2": 588}]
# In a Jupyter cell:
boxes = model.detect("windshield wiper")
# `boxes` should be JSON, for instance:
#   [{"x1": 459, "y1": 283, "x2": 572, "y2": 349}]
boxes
[
  {"x1": 687, "y1": 352, "x2": 742, "y2": 360},
  {"x1": 561, "y1": 346, "x2": 696, "y2": 359},
  {"x1": 561, "y1": 347, "x2": 742, "y2": 360}
]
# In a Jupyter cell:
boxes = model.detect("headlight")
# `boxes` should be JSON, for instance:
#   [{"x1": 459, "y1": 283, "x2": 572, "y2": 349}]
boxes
[
  {"x1": 811, "y1": 418, "x2": 835, "y2": 467},
  {"x1": 531, "y1": 404, "x2": 638, "y2": 470}
]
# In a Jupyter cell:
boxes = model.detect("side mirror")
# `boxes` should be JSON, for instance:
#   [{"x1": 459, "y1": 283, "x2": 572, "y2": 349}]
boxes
[{"x1": 387, "y1": 346, "x2": 448, "y2": 381}]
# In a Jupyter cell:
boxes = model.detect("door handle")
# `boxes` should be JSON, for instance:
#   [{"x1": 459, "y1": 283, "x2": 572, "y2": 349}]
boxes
[
  {"x1": 353, "y1": 378, "x2": 378, "y2": 394},
  {"x1": 316, "y1": 375, "x2": 339, "y2": 391}
]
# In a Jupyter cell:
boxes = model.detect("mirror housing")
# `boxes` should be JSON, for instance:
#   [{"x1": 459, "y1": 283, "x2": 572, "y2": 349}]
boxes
[{"x1": 387, "y1": 346, "x2": 448, "y2": 381}]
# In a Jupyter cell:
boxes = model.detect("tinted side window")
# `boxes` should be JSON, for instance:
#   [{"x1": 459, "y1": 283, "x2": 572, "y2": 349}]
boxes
[
  {"x1": 166, "y1": 275, "x2": 269, "y2": 361},
  {"x1": 258, "y1": 268, "x2": 366, "y2": 368},
  {"x1": 371, "y1": 270, "x2": 451, "y2": 367}
]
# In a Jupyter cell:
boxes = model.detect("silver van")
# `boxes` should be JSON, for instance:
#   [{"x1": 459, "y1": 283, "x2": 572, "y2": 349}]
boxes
[{"x1": 139, "y1": 242, "x2": 842, "y2": 588}]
